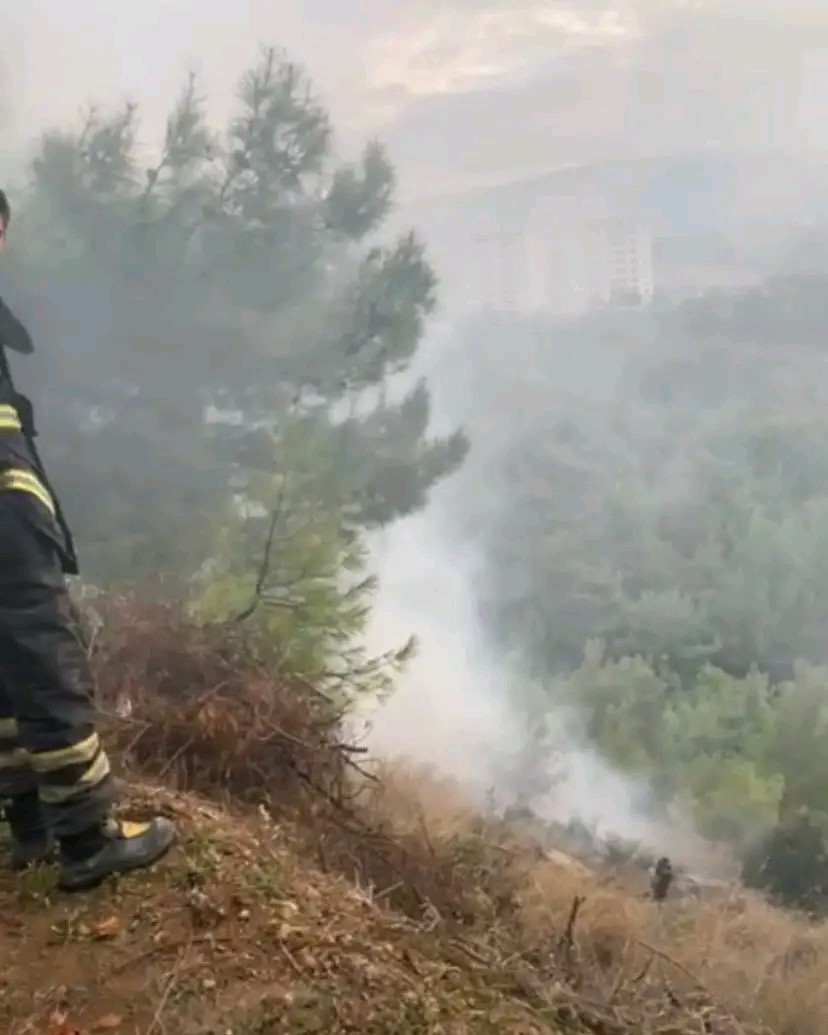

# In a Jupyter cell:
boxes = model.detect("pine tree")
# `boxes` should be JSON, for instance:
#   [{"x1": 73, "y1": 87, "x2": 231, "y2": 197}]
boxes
[{"x1": 6, "y1": 48, "x2": 468, "y2": 582}]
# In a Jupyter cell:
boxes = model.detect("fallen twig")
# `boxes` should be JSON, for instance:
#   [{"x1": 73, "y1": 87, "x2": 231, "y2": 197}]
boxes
[
  {"x1": 145, "y1": 946, "x2": 190, "y2": 1035},
  {"x1": 638, "y1": 939, "x2": 708, "y2": 992},
  {"x1": 560, "y1": 895, "x2": 586, "y2": 956}
]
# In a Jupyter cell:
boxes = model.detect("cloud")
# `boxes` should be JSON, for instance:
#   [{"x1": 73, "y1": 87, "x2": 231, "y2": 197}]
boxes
[
  {"x1": 367, "y1": 0, "x2": 828, "y2": 199},
  {"x1": 361, "y1": 0, "x2": 828, "y2": 138},
  {"x1": 366, "y1": 4, "x2": 636, "y2": 101},
  {"x1": 629, "y1": 0, "x2": 828, "y2": 29},
  {"x1": 7, "y1": 0, "x2": 828, "y2": 202}
]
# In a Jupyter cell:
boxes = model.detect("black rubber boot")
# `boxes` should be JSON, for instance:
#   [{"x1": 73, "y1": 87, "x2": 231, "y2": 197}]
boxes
[
  {"x1": 57, "y1": 816, "x2": 176, "y2": 892},
  {"x1": 4, "y1": 792, "x2": 56, "y2": 871},
  {"x1": 10, "y1": 833, "x2": 56, "y2": 871}
]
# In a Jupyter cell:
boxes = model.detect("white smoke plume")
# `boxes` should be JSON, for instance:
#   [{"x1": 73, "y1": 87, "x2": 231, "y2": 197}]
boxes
[
  {"x1": 349, "y1": 319, "x2": 723, "y2": 878},
  {"x1": 355, "y1": 479, "x2": 719, "y2": 876}
]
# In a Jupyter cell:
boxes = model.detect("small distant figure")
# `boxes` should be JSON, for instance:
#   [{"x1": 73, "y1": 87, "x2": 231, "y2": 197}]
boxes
[{"x1": 650, "y1": 856, "x2": 674, "y2": 902}]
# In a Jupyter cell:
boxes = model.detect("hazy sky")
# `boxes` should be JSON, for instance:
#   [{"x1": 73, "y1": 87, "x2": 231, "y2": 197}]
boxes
[{"x1": 4, "y1": 2, "x2": 828, "y2": 200}]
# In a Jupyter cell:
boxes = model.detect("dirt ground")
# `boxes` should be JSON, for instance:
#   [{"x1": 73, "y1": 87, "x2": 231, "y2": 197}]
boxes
[
  {"x1": 4, "y1": 603, "x2": 823, "y2": 1035},
  {"x1": 0, "y1": 786, "x2": 566, "y2": 1035}
]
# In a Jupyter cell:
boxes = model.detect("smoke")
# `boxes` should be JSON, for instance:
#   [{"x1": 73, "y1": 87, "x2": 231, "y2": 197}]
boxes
[
  {"x1": 360, "y1": 503, "x2": 521, "y2": 801},
  {"x1": 357, "y1": 484, "x2": 719, "y2": 875},
  {"x1": 353, "y1": 319, "x2": 720, "y2": 876}
]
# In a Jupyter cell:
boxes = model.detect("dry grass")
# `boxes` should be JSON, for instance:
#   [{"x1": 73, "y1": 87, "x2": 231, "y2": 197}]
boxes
[
  {"x1": 4, "y1": 598, "x2": 827, "y2": 1033},
  {"x1": 363, "y1": 765, "x2": 828, "y2": 1035},
  {"x1": 1, "y1": 785, "x2": 560, "y2": 1034}
]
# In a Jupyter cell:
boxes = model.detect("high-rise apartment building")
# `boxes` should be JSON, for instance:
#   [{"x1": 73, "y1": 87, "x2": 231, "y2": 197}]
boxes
[
  {"x1": 588, "y1": 219, "x2": 654, "y2": 310},
  {"x1": 466, "y1": 203, "x2": 654, "y2": 317}
]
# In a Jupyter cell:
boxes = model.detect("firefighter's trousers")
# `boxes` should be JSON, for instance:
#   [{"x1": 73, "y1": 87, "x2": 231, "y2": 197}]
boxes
[{"x1": 0, "y1": 489, "x2": 114, "y2": 837}]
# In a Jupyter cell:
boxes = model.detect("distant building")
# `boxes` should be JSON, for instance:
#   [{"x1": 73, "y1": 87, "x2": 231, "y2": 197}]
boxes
[
  {"x1": 396, "y1": 148, "x2": 828, "y2": 321},
  {"x1": 588, "y1": 219, "x2": 654, "y2": 310},
  {"x1": 464, "y1": 196, "x2": 653, "y2": 317},
  {"x1": 800, "y1": 49, "x2": 828, "y2": 150}
]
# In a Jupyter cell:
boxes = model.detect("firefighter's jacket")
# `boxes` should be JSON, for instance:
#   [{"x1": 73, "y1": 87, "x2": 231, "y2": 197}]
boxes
[{"x1": 0, "y1": 298, "x2": 78, "y2": 575}]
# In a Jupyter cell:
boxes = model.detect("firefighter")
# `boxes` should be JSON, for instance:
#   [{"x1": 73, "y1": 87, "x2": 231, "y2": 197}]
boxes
[
  {"x1": 0, "y1": 189, "x2": 175, "y2": 891},
  {"x1": 650, "y1": 856, "x2": 674, "y2": 902}
]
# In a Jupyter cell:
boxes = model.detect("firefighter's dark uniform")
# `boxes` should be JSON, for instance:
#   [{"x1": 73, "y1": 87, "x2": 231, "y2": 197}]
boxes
[
  {"x1": 0, "y1": 299, "x2": 114, "y2": 839},
  {"x1": 0, "y1": 296, "x2": 174, "y2": 890}
]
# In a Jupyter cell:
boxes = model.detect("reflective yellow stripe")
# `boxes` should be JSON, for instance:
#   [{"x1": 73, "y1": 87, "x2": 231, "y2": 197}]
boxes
[
  {"x1": 0, "y1": 404, "x2": 22, "y2": 431},
  {"x1": 30, "y1": 732, "x2": 100, "y2": 773},
  {"x1": 78, "y1": 751, "x2": 111, "y2": 787},
  {"x1": 0, "y1": 467, "x2": 55, "y2": 517},
  {"x1": 39, "y1": 751, "x2": 111, "y2": 804}
]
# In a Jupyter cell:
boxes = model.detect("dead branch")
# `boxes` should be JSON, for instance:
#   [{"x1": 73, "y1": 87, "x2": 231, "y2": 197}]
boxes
[
  {"x1": 233, "y1": 474, "x2": 289, "y2": 623},
  {"x1": 560, "y1": 895, "x2": 586, "y2": 956}
]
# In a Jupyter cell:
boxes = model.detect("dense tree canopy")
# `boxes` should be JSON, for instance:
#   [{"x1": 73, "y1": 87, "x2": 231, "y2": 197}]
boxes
[
  {"x1": 2, "y1": 49, "x2": 467, "y2": 582},
  {"x1": 466, "y1": 281, "x2": 828, "y2": 684},
  {"x1": 8, "y1": 41, "x2": 828, "y2": 904},
  {"x1": 436, "y1": 269, "x2": 828, "y2": 902}
]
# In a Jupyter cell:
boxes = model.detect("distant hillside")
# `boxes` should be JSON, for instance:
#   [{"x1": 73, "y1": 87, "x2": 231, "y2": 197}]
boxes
[
  {"x1": 393, "y1": 148, "x2": 828, "y2": 314},
  {"x1": 405, "y1": 148, "x2": 828, "y2": 231}
]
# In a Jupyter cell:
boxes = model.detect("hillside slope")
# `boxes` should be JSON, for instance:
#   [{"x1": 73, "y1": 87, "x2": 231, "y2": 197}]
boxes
[
  {"x1": 5, "y1": 773, "x2": 824, "y2": 1035},
  {"x1": 2, "y1": 601, "x2": 826, "y2": 1035},
  {"x1": 1, "y1": 786, "x2": 565, "y2": 1035}
]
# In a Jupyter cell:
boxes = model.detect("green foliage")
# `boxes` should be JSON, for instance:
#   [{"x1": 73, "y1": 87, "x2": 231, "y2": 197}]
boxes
[
  {"x1": 192, "y1": 416, "x2": 416, "y2": 704},
  {"x1": 5, "y1": 46, "x2": 467, "y2": 584},
  {"x1": 771, "y1": 670, "x2": 828, "y2": 821},
  {"x1": 325, "y1": 141, "x2": 395, "y2": 240},
  {"x1": 558, "y1": 651, "x2": 783, "y2": 843},
  {"x1": 477, "y1": 297, "x2": 828, "y2": 682},
  {"x1": 451, "y1": 277, "x2": 828, "y2": 897},
  {"x1": 675, "y1": 274, "x2": 828, "y2": 349},
  {"x1": 742, "y1": 809, "x2": 828, "y2": 912}
]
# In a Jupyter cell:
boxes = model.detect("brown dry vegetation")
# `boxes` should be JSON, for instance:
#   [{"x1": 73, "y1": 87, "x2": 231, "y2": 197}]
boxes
[{"x1": 2, "y1": 600, "x2": 828, "y2": 1034}]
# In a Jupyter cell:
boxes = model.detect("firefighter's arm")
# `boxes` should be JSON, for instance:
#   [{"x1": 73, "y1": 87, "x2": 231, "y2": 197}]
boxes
[{"x1": 0, "y1": 296, "x2": 33, "y2": 354}]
